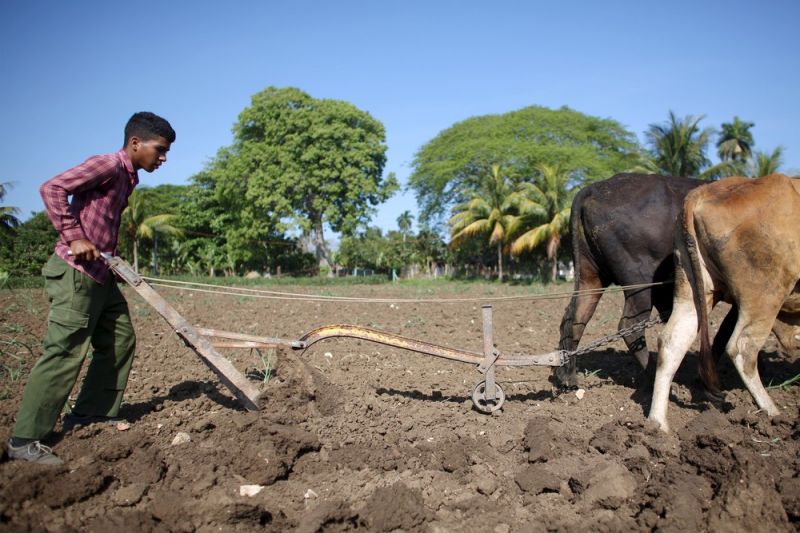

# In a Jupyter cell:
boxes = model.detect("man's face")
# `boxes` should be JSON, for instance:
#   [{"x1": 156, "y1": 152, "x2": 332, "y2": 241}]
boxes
[{"x1": 130, "y1": 135, "x2": 171, "y2": 172}]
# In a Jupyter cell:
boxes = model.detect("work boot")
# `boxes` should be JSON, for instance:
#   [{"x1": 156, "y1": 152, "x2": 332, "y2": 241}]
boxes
[
  {"x1": 62, "y1": 412, "x2": 123, "y2": 433},
  {"x1": 7, "y1": 440, "x2": 64, "y2": 465}
]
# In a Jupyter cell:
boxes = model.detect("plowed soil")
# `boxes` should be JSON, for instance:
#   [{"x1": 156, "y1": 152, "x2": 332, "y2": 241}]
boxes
[{"x1": 1, "y1": 281, "x2": 798, "y2": 532}]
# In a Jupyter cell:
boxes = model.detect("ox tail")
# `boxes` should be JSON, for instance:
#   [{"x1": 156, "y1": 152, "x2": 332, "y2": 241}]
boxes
[{"x1": 681, "y1": 203, "x2": 720, "y2": 394}]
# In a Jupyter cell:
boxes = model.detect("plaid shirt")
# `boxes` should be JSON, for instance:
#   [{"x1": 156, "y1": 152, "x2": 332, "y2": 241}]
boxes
[{"x1": 40, "y1": 149, "x2": 139, "y2": 283}]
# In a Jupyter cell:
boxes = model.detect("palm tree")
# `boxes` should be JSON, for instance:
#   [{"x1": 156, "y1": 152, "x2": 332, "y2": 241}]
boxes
[
  {"x1": 717, "y1": 116, "x2": 755, "y2": 163},
  {"x1": 0, "y1": 182, "x2": 21, "y2": 235},
  {"x1": 121, "y1": 190, "x2": 184, "y2": 272},
  {"x1": 749, "y1": 146, "x2": 784, "y2": 178},
  {"x1": 396, "y1": 210, "x2": 414, "y2": 243},
  {"x1": 646, "y1": 111, "x2": 713, "y2": 177},
  {"x1": 509, "y1": 163, "x2": 575, "y2": 282},
  {"x1": 449, "y1": 164, "x2": 516, "y2": 281}
]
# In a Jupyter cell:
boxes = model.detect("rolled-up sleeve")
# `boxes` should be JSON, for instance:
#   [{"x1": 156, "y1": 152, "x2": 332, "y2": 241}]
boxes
[{"x1": 40, "y1": 155, "x2": 118, "y2": 244}]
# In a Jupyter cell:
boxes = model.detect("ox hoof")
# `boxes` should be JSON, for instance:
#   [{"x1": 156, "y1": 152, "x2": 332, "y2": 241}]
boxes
[
  {"x1": 550, "y1": 367, "x2": 578, "y2": 390},
  {"x1": 634, "y1": 362, "x2": 657, "y2": 391},
  {"x1": 645, "y1": 416, "x2": 669, "y2": 433},
  {"x1": 700, "y1": 384, "x2": 727, "y2": 411}
]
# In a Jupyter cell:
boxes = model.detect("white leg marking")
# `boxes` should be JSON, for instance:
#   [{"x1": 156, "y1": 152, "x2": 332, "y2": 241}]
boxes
[{"x1": 648, "y1": 299, "x2": 698, "y2": 432}]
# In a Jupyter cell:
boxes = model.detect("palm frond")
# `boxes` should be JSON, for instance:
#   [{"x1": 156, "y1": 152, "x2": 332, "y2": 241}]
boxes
[
  {"x1": 716, "y1": 116, "x2": 754, "y2": 162},
  {"x1": 137, "y1": 214, "x2": 184, "y2": 240},
  {"x1": 749, "y1": 147, "x2": 784, "y2": 178},
  {"x1": 489, "y1": 221, "x2": 505, "y2": 246},
  {"x1": 450, "y1": 219, "x2": 491, "y2": 247},
  {"x1": 646, "y1": 111, "x2": 712, "y2": 176},
  {"x1": 510, "y1": 224, "x2": 549, "y2": 255}
]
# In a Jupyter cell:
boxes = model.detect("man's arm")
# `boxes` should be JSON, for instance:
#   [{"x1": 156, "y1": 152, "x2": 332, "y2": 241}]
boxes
[{"x1": 40, "y1": 155, "x2": 118, "y2": 261}]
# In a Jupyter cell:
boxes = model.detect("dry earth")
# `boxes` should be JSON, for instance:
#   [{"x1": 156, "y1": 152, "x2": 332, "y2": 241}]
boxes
[{"x1": 1, "y1": 280, "x2": 798, "y2": 532}]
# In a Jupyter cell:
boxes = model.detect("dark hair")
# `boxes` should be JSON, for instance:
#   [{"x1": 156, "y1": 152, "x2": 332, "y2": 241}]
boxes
[{"x1": 124, "y1": 111, "x2": 176, "y2": 146}]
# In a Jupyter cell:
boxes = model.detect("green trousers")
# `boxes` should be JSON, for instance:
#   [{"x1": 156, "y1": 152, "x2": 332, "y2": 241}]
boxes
[{"x1": 13, "y1": 254, "x2": 136, "y2": 440}]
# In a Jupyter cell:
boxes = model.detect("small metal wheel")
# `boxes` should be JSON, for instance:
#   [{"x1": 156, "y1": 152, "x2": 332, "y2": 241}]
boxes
[{"x1": 471, "y1": 380, "x2": 505, "y2": 413}]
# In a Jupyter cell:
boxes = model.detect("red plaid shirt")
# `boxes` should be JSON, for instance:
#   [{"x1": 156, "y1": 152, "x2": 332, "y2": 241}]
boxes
[{"x1": 40, "y1": 149, "x2": 139, "y2": 283}]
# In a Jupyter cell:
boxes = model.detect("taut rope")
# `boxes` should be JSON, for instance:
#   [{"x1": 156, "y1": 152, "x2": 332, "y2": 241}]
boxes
[{"x1": 139, "y1": 275, "x2": 670, "y2": 305}]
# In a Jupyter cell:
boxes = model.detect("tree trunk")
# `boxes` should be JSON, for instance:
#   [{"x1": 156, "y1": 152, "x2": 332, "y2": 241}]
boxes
[
  {"x1": 497, "y1": 243, "x2": 504, "y2": 282},
  {"x1": 152, "y1": 234, "x2": 159, "y2": 276},
  {"x1": 313, "y1": 218, "x2": 333, "y2": 277},
  {"x1": 548, "y1": 239, "x2": 560, "y2": 282},
  {"x1": 133, "y1": 239, "x2": 139, "y2": 273}
]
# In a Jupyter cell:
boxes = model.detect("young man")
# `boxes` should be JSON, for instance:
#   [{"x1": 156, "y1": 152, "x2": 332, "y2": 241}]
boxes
[{"x1": 7, "y1": 112, "x2": 175, "y2": 465}]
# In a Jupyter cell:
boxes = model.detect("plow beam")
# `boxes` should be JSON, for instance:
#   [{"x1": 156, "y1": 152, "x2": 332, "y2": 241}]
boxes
[{"x1": 105, "y1": 255, "x2": 262, "y2": 411}]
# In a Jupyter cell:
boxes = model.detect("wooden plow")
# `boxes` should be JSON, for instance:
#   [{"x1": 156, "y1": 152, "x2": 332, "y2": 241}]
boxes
[{"x1": 107, "y1": 255, "x2": 570, "y2": 413}]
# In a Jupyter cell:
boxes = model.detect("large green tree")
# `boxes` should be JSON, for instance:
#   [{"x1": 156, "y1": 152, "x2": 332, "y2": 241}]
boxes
[
  {"x1": 209, "y1": 87, "x2": 397, "y2": 272},
  {"x1": 408, "y1": 105, "x2": 641, "y2": 225},
  {"x1": 179, "y1": 170, "x2": 242, "y2": 273}
]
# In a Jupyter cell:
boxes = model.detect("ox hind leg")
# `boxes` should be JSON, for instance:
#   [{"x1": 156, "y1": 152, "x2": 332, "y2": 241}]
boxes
[
  {"x1": 648, "y1": 268, "x2": 701, "y2": 432},
  {"x1": 555, "y1": 262, "x2": 604, "y2": 388},
  {"x1": 725, "y1": 306, "x2": 782, "y2": 417}
]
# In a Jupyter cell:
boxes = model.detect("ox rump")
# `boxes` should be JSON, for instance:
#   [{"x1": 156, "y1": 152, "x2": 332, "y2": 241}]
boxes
[
  {"x1": 557, "y1": 173, "x2": 711, "y2": 388},
  {"x1": 649, "y1": 174, "x2": 800, "y2": 432}
]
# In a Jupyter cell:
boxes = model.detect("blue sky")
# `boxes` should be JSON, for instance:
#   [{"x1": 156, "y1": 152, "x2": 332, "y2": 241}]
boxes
[{"x1": 2, "y1": 0, "x2": 798, "y2": 235}]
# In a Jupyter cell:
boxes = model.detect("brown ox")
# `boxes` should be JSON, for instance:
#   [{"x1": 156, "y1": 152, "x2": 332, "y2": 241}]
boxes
[{"x1": 649, "y1": 174, "x2": 800, "y2": 432}]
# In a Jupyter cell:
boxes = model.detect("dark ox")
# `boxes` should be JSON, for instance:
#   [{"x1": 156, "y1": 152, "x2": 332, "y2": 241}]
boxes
[
  {"x1": 649, "y1": 174, "x2": 800, "y2": 431},
  {"x1": 556, "y1": 173, "x2": 715, "y2": 388}
]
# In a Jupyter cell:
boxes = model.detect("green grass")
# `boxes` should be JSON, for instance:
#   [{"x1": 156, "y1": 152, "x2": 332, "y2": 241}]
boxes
[
  {"x1": 157, "y1": 273, "x2": 391, "y2": 287},
  {"x1": 0, "y1": 338, "x2": 30, "y2": 401},
  {"x1": 136, "y1": 272, "x2": 568, "y2": 291},
  {"x1": 0, "y1": 337, "x2": 35, "y2": 358},
  {"x1": 2, "y1": 363, "x2": 23, "y2": 382},
  {"x1": 246, "y1": 348, "x2": 275, "y2": 385},
  {"x1": 2, "y1": 276, "x2": 44, "y2": 290},
  {"x1": 767, "y1": 373, "x2": 800, "y2": 391},
  {"x1": 583, "y1": 368, "x2": 605, "y2": 379}
]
